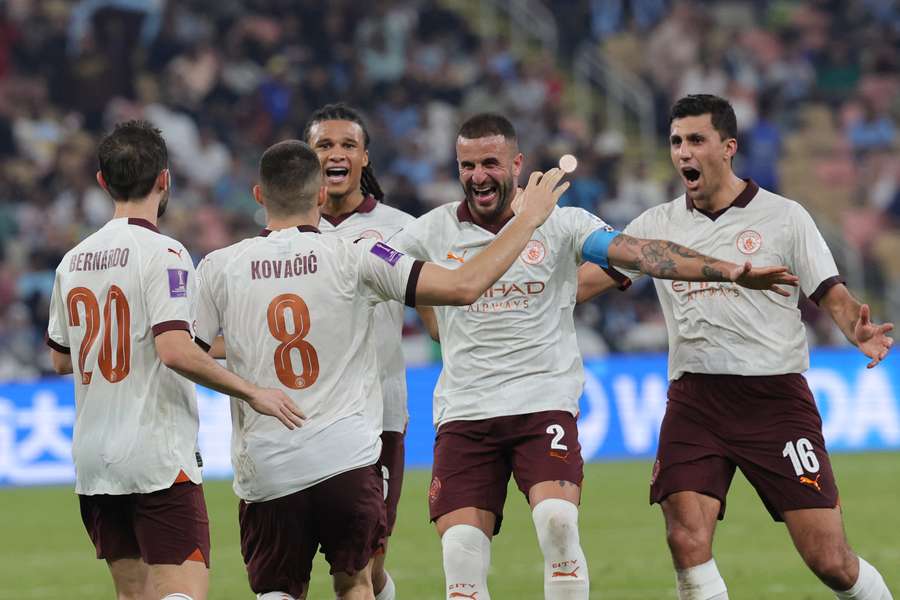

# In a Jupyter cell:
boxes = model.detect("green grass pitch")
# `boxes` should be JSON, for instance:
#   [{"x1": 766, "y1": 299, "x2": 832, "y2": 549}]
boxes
[{"x1": 1, "y1": 453, "x2": 897, "y2": 598}]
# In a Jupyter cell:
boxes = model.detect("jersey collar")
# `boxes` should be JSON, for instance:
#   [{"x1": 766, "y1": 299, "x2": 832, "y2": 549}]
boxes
[
  {"x1": 126, "y1": 217, "x2": 160, "y2": 233},
  {"x1": 686, "y1": 179, "x2": 759, "y2": 222},
  {"x1": 456, "y1": 199, "x2": 514, "y2": 235},
  {"x1": 320, "y1": 194, "x2": 378, "y2": 227},
  {"x1": 259, "y1": 225, "x2": 321, "y2": 237}
]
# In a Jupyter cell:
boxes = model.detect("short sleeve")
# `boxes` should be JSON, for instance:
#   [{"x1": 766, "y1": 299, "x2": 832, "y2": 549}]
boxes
[
  {"x1": 357, "y1": 240, "x2": 424, "y2": 307},
  {"x1": 556, "y1": 208, "x2": 616, "y2": 265},
  {"x1": 789, "y1": 204, "x2": 842, "y2": 303},
  {"x1": 194, "y1": 255, "x2": 223, "y2": 351},
  {"x1": 46, "y1": 267, "x2": 70, "y2": 353},
  {"x1": 144, "y1": 243, "x2": 195, "y2": 337},
  {"x1": 389, "y1": 216, "x2": 431, "y2": 261}
]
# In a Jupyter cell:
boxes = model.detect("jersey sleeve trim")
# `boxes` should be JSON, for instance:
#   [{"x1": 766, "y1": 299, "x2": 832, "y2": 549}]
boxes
[
  {"x1": 602, "y1": 266, "x2": 632, "y2": 291},
  {"x1": 151, "y1": 320, "x2": 191, "y2": 336},
  {"x1": 809, "y1": 276, "x2": 845, "y2": 306},
  {"x1": 46, "y1": 334, "x2": 70, "y2": 354},
  {"x1": 194, "y1": 337, "x2": 211, "y2": 352},
  {"x1": 405, "y1": 260, "x2": 425, "y2": 307}
]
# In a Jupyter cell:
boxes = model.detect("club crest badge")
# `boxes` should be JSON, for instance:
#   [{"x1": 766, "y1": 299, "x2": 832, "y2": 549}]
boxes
[
  {"x1": 521, "y1": 239, "x2": 546, "y2": 265},
  {"x1": 736, "y1": 230, "x2": 762, "y2": 255}
]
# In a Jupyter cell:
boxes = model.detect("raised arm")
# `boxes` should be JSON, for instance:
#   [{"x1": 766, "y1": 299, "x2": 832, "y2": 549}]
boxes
[
  {"x1": 415, "y1": 169, "x2": 569, "y2": 306},
  {"x1": 606, "y1": 234, "x2": 799, "y2": 295},
  {"x1": 818, "y1": 284, "x2": 894, "y2": 368}
]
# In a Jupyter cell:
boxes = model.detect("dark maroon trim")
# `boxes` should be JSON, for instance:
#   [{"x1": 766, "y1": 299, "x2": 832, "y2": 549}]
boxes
[
  {"x1": 152, "y1": 320, "x2": 191, "y2": 336},
  {"x1": 195, "y1": 337, "x2": 211, "y2": 353},
  {"x1": 809, "y1": 276, "x2": 845, "y2": 306},
  {"x1": 321, "y1": 194, "x2": 378, "y2": 227},
  {"x1": 128, "y1": 217, "x2": 161, "y2": 233},
  {"x1": 259, "y1": 225, "x2": 321, "y2": 237},
  {"x1": 603, "y1": 267, "x2": 632, "y2": 291},
  {"x1": 46, "y1": 335, "x2": 70, "y2": 354},
  {"x1": 456, "y1": 200, "x2": 514, "y2": 235},
  {"x1": 405, "y1": 260, "x2": 425, "y2": 307},
  {"x1": 686, "y1": 179, "x2": 759, "y2": 222}
]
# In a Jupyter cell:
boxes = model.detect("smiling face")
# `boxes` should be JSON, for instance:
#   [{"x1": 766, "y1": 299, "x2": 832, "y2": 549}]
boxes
[
  {"x1": 456, "y1": 134, "x2": 523, "y2": 224},
  {"x1": 669, "y1": 113, "x2": 736, "y2": 203},
  {"x1": 307, "y1": 119, "x2": 368, "y2": 201}
]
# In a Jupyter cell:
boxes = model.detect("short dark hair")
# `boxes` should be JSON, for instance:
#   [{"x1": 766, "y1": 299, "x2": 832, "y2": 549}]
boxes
[
  {"x1": 302, "y1": 102, "x2": 384, "y2": 201},
  {"x1": 259, "y1": 140, "x2": 323, "y2": 215},
  {"x1": 670, "y1": 94, "x2": 738, "y2": 141},
  {"x1": 458, "y1": 113, "x2": 518, "y2": 145},
  {"x1": 97, "y1": 120, "x2": 168, "y2": 200}
]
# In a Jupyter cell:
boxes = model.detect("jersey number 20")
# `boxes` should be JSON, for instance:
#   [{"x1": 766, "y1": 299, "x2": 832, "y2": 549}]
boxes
[
  {"x1": 267, "y1": 294, "x2": 319, "y2": 389},
  {"x1": 66, "y1": 286, "x2": 131, "y2": 385}
]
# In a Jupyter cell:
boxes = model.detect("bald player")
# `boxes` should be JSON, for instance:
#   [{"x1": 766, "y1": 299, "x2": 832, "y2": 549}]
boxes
[
  {"x1": 46, "y1": 120, "x2": 301, "y2": 600},
  {"x1": 579, "y1": 94, "x2": 895, "y2": 600},
  {"x1": 193, "y1": 140, "x2": 570, "y2": 600},
  {"x1": 391, "y1": 112, "x2": 798, "y2": 600}
]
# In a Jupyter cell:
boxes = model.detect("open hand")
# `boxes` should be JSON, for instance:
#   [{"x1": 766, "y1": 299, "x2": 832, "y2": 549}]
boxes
[
  {"x1": 730, "y1": 262, "x2": 799, "y2": 297},
  {"x1": 513, "y1": 168, "x2": 570, "y2": 227},
  {"x1": 855, "y1": 304, "x2": 894, "y2": 368},
  {"x1": 248, "y1": 387, "x2": 306, "y2": 429}
]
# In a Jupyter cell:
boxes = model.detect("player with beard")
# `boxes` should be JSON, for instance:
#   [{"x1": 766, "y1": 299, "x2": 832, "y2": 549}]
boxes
[
  {"x1": 578, "y1": 95, "x2": 895, "y2": 599},
  {"x1": 391, "y1": 112, "x2": 799, "y2": 600},
  {"x1": 46, "y1": 120, "x2": 303, "y2": 600},
  {"x1": 303, "y1": 102, "x2": 435, "y2": 600}
]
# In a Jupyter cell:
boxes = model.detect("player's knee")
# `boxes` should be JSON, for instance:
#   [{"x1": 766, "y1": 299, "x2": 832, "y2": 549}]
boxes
[
  {"x1": 333, "y1": 569, "x2": 371, "y2": 597},
  {"x1": 803, "y1": 547, "x2": 857, "y2": 590},
  {"x1": 532, "y1": 498, "x2": 581, "y2": 551},
  {"x1": 666, "y1": 521, "x2": 713, "y2": 562},
  {"x1": 442, "y1": 524, "x2": 490, "y2": 573}
]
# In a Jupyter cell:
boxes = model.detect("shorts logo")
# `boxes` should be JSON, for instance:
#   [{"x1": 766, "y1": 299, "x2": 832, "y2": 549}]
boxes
[
  {"x1": 370, "y1": 241, "x2": 403, "y2": 266},
  {"x1": 358, "y1": 229, "x2": 383, "y2": 241},
  {"x1": 168, "y1": 269, "x2": 188, "y2": 297},
  {"x1": 736, "y1": 230, "x2": 762, "y2": 255},
  {"x1": 650, "y1": 459, "x2": 661, "y2": 485},
  {"x1": 521, "y1": 240, "x2": 546, "y2": 265},
  {"x1": 549, "y1": 450, "x2": 569, "y2": 462},
  {"x1": 799, "y1": 473, "x2": 822, "y2": 492},
  {"x1": 429, "y1": 476, "x2": 442, "y2": 504}
]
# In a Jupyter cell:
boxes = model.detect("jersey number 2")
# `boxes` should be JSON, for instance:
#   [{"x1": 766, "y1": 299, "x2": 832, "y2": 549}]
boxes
[
  {"x1": 66, "y1": 286, "x2": 131, "y2": 384},
  {"x1": 267, "y1": 294, "x2": 320, "y2": 389}
]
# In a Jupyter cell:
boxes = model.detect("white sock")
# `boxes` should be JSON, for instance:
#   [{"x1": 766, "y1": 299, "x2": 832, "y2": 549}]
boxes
[
  {"x1": 375, "y1": 570, "x2": 396, "y2": 600},
  {"x1": 256, "y1": 593, "x2": 297, "y2": 600},
  {"x1": 161, "y1": 595, "x2": 194, "y2": 600},
  {"x1": 531, "y1": 499, "x2": 589, "y2": 600},
  {"x1": 675, "y1": 558, "x2": 728, "y2": 600},
  {"x1": 834, "y1": 557, "x2": 893, "y2": 599},
  {"x1": 442, "y1": 524, "x2": 491, "y2": 600}
]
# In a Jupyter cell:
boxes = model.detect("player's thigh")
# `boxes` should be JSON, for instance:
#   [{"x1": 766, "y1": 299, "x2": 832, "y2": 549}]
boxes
[
  {"x1": 506, "y1": 411, "x2": 584, "y2": 506},
  {"x1": 430, "y1": 419, "x2": 511, "y2": 536},
  {"x1": 378, "y1": 430, "x2": 406, "y2": 537},
  {"x1": 314, "y1": 464, "x2": 387, "y2": 579},
  {"x1": 133, "y1": 482, "x2": 211, "y2": 569},
  {"x1": 239, "y1": 492, "x2": 318, "y2": 597},
  {"x1": 107, "y1": 557, "x2": 152, "y2": 600},
  {"x1": 150, "y1": 559, "x2": 209, "y2": 600}
]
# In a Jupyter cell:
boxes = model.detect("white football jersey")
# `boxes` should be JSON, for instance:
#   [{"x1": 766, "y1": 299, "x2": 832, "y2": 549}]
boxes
[
  {"x1": 318, "y1": 196, "x2": 414, "y2": 433},
  {"x1": 46, "y1": 217, "x2": 201, "y2": 495},
  {"x1": 611, "y1": 180, "x2": 842, "y2": 380},
  {"x1": 194, "y1": 225, "x2": 422, "y2": 502},
  {"x1": 393, "y1": 202, "x2": 612, "y2": 427}
]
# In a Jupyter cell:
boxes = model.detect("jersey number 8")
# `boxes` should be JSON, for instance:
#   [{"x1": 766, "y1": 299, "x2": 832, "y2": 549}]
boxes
[
  {"x1": 66, "y1": 286, "x2": 131, "y2": 385},
  {"x1": 267, "y1": 294, "x2": 320, "y2": 389}
]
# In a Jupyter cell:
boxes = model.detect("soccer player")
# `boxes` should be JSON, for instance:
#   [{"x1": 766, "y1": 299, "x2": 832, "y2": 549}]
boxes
[
  {"x1": 303, "y1": 102, "x2": 430, "y2": 600},
  {"x1": 45, "y1": 121, "x2": 303, "y2": 600},
  {"x1": 192, "y1": 139, "x2": 570, "y2": 600},
  {"x1": 390, "y1": 112, "x2": 798, "y2": 600},
  {"x1": 578, "y1": 94, "x2": 895, "y2": 600}
]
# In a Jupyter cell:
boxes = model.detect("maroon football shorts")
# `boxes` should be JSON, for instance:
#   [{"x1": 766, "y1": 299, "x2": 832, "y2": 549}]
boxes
[
  {"x1": 429, "y1": 410, "x2": 584, "y2": 535},
  {"x1": 239, "y1": 464, "x2": 387, "y2": 597},
  {"x1": 379, "y1": 430, "x2": 405, "y2": 536},
  {"x1": 79, "y1": 478, "x2": 210, "y2": 567},
  {"x1": 650, "y1": 372, "x2": 839, "y2": 521}
]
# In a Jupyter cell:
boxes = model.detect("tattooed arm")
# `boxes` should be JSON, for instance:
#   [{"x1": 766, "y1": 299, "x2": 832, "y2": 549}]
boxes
[{"x1": 607, "y1": 234, "x2": 799, "y2": 294}]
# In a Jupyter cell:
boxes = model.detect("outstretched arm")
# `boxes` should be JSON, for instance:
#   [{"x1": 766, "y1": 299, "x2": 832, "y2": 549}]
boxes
[
  {"x1": 606, "y1": 234, "x2": 799, "y2": 295},
  {"x1": 819, "y1": 284, "x2": 894, "y2": 368}
]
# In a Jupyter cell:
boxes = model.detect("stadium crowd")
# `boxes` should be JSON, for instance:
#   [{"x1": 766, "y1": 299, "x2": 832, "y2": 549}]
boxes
[{"x1": 0, "y1": 0, "x2": 898, "y2": 379}]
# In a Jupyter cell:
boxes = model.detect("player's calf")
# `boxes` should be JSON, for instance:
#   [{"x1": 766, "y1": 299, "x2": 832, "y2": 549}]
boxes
[
  {"x1": 532, "y1": 499, "x2": 589, "y2": 600},
  {"x1": 442, "y1": 524, "x2": 492, "y2": 600}
]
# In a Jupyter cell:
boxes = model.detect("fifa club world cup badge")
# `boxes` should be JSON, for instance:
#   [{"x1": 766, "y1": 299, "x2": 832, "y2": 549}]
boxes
[
  {"x1": 521, "y1": 239, "x2": 546, "y2": 265},
  {"x1": 736, "y1": 230, "x2": 762, "y2": 255}
]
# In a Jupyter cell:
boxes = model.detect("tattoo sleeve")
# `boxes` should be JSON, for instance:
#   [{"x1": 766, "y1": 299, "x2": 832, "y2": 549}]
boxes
[{"x1": 610, "y1": 234, "x2": 728, "y2": 281}]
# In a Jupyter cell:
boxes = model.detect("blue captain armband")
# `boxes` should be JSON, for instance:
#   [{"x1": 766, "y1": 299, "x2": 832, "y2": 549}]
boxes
[{"x1": 581, "y1": 228, "x2": 622, "y2": 268}]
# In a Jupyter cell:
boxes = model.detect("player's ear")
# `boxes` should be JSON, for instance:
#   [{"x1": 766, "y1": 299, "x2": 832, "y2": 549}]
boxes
[
  {"x1": 724, "y1": 137, "x2": 738, "y2": 163},
  {"x1": 96, "y1": 171, "x2": 109, "y2": 193},
  {"x1": 362, "y1": 148, "x2": 369, "y2": 168},
  {"x1": 317, "y1": 185, "x2": 327, "y2": 207},
  {"x1": 252, "y1": 184, "x2": 265, "y2": 207},
  {"x1": 512, "y1": 152, "x2": 524, "y2": 178},
  {"x1": 157, "y1": 169, "x2": 170, "y2": 191}
]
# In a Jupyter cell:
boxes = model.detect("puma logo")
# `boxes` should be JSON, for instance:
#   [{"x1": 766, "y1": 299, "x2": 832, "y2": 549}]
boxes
[
  {"x1": 446, "y1": 250, "x2": 467, "y2": 263},
  {"x1": 799, "y1": 474, "x2": 822, "y2": 492},
  {"x1": 168, "y1": 248, "x2": 183, "y2": 259},
  {"x1": 552, "y1": 566, "x2": 580, "y2": 578},
  {"x1": 449, "y1": 593, "x2": 478, "y2": 599}
]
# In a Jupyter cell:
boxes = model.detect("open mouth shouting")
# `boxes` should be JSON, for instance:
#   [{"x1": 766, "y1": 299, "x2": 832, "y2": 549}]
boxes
[
  {"x1": 325, "y1": 166, "x2": 350, "y2": 186},
  {"x1": 681, "y1": 165, "x2": 701, "y2": 190},
  {"x1": 470, "y1": 181, "x2": 499, "y2": 207}
]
